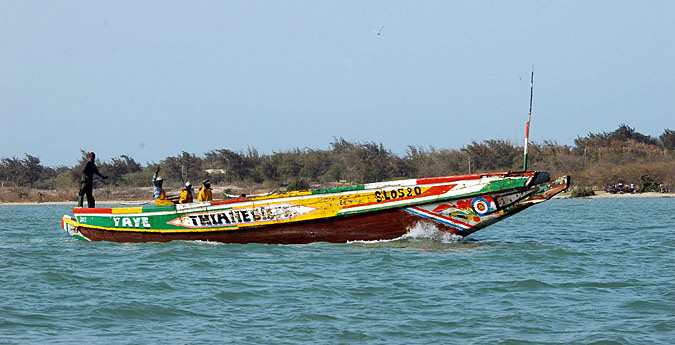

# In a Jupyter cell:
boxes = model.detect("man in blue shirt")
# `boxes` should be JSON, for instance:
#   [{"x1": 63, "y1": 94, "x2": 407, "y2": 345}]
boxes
[
  {"x1": 153, "y1": 166, "x2": 163, "y2": 199},
  {"x1": 152, "y1": 166, "x2": 173, "y2": 206}
]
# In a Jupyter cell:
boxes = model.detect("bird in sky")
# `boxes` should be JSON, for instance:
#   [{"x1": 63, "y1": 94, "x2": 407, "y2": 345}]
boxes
[{"x1": 375, "y1": 25, "x2": 384, "y2": 36}]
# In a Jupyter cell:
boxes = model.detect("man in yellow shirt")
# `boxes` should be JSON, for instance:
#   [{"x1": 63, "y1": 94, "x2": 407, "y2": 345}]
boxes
[
  {"x1": 198, "y1": 179, "x2": 213, "y2": 202},
  {"x1": 155, "y1": 189, "x2": 174, "y2": 206},
  {"x1": 179, "y1": 182, "x2": 194, "y2": 204}
]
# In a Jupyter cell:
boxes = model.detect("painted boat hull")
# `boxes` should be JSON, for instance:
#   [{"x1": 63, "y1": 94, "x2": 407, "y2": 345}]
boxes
[{"x1": 61, "y1": 171, "x2": 569, "y2": 244}]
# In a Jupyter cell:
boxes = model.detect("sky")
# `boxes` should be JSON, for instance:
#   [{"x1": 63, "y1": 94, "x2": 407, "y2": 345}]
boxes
[{"x1": 1, "y1": 0, "x2": 674, "y2": 167}]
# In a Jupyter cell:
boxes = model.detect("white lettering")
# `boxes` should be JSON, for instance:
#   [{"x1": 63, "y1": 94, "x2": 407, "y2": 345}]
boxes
[
  {"x1": 141, "y1": 217, "x2": 151, "y2": 228},
  {"x1": 113, "y1": 217, "x2": 120, "y2": 227},
  {"x1": 132, "y1": 218, "x2": 141, "y2": 227},
  {"x1": 122, "y1": 218, "x2": 133, "y2": 228}
]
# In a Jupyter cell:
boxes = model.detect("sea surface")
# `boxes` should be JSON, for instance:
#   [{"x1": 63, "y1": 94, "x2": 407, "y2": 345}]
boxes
[{"x1": 1, "y1": 198, "x2": 673, "y2": 344}]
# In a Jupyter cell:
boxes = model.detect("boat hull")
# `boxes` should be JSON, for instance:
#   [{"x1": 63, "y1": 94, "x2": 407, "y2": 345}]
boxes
[
  {"x1": 61, "y1": 172, "x2": 569, "y2": 244},
  {"x1": 71, "y1": 209, "x2": 428, "y2": 244}
]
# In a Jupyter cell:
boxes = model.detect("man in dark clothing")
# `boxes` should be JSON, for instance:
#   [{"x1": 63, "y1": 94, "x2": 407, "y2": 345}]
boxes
[{"x1": 78, "y1": 152, "x2": 108, "y2": 208}]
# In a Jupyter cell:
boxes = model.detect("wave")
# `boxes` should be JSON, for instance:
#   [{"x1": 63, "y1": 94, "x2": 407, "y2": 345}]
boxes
[{"x1": 348, "y1": 221, "x2": 464, "y2": 245}]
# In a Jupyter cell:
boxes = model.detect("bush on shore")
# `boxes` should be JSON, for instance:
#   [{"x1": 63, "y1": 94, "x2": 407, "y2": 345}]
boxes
[
  {"x1": 570, "y1": 188, "x2": 595, "y2": 198},
  {"x1": 1, "y1": 125, "x2": 673, "y2": 199}
]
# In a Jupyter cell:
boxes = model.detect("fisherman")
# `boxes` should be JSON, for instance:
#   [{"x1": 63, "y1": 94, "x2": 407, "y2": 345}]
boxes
[
  {"x1": 198, "y1": 179, "x2": 213, "y2": 202},
  {"x1": 78, "y1": 152, "x2": 108, "y2": 208},
  {"x1": 153, "y1": 166, "x2": 174, "y2": 206},
  {"x1": 179, "y1": 181, "x2": 194, "y2": 204}
]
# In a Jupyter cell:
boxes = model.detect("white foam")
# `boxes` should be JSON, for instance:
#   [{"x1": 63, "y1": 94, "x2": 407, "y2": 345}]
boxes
[
  {"x1": 186, "y1": 240, "x2": 226, "y2": 246},
  {"x1": 400, "y1": 221, "x2": 464, "y2": 243},
  {"x1": 348, "y1": 221, "x2": 464, "y2": 244}
]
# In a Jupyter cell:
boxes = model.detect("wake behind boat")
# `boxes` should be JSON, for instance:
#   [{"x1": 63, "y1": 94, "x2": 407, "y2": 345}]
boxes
[{"x1": 61, "y1": 171, "x2": 569, "y2": 243}]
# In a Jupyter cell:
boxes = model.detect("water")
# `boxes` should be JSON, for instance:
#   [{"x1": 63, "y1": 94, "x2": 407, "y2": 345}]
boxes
[{"x1": 1, "y1": 198, "x2": 673, "y2": 344}]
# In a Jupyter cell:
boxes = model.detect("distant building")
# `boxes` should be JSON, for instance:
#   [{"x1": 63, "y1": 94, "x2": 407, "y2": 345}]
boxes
[{"x1": 205, "y1": 169, "x2": 227, "y2": 174}]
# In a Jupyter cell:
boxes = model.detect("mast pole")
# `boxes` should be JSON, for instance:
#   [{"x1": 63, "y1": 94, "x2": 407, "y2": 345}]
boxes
[{"x1": 523, "y1": 65, "x2": 534, "y2": 171}]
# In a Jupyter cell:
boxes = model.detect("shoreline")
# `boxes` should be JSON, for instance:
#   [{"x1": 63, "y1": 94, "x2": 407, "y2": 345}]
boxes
[
  {"x1": 0, "y1": 200, "x2": 152, "y2": 206},
  {"x1": 557, "y1": 191, "x2": 674, "y2": 199}
]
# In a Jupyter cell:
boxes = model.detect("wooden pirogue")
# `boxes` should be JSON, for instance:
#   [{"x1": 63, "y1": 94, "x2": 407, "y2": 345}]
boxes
[{"x1": 61, "y1": 171, "x2": 569, "y2": 243}]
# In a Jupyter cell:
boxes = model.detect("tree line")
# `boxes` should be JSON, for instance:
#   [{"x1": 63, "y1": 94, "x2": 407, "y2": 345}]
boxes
[{"x1": 1, "y1": 125, "x2": 674, "y2": 191}]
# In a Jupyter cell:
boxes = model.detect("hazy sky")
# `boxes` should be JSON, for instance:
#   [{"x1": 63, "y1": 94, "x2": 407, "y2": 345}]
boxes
[{"x1": 2, "y1": 1, "x2": 674, "y2": 166}]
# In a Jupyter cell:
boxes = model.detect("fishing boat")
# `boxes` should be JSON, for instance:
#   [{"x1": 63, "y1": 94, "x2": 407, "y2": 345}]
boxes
[
  {"x1": 61, "y1": 66, "x2": 568, "y2": 244},
  {"x1": 61, "y1": 171, "x2": 569, "y2": 243}
]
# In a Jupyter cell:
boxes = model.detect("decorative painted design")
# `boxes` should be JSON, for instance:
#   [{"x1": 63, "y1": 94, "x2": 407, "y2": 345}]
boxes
[
  {"x1": 404, "y1": 194, "x2": 500, "y2": 232},
  {"x1": 471, "y1": 198, "x2": 490, "y2": 216}
]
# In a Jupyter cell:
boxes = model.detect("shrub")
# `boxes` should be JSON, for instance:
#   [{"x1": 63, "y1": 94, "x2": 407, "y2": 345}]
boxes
[
  {"x1": 639, "y1": 175, "x2": 658, "y2": 193},
  {"x1": 570, "y1": 188, "x2": 595, "y2": 198},
  {"x1": 286, "y1": 178, "x2": 310, "y2": 192}
]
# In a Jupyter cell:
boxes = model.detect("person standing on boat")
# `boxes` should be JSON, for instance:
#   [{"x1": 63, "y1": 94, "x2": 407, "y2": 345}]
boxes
[
  {"x1": 153, "y1": 166, "x2": 174, "y2": 206},
  {"x1": 179, "y1": 182, "x2": 194, "y2": 204},
  {"x1": 78, "y1": 152, "x2": 108, "y2": 208},
  {"x1": 198, "y1": 179, "x2": 213, "y2": 202}
]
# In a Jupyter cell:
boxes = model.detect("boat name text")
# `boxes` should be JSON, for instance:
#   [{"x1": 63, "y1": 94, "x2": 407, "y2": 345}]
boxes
[
  {"x1": 375, "y1": 187, "x2": 422, "y2": 202},
  {"x1": 112, "y1": 216, "x2": 151, "y2": 229},
  {"x1": 170, "y1": 204, "x2": 316, "y2": 228}
]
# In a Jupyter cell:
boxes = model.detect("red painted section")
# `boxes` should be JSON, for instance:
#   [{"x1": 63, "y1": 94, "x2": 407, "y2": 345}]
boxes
[
  {"x1": 525, "y1": 121, "x2": 530, "y2": 137},
  {"x1": 416, "y1": 172, "x2": 527, "y2": 185},
  {"x1": 210, "y1": 198, "x2": 249, "y2": 206},
  {"x1": 432, "y1": 204, "x2": 453, "y2": 213},
  {"x1": 73, "y1": 208, "x2": 113, "y2": 214},
  {"x1": 418, "y1": 174, "x2": 481, "y2": 185},
  {"x1": 455, "y1": 199, "x2": 472, "y2": 210},
  {"x1": 420, "y1": 185, "x2": 455, "y2": 197}
]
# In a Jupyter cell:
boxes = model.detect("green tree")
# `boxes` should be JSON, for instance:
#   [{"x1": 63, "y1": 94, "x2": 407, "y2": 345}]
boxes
[
  {"x1": 462, "y1": 140, "x2": 520, "y2": 172},
  {"x1": 0, "y1": 154, "x2": 44, "y2": 187},
  {"x1": 347, "y1": 142, "x2": 394, "y2": 183},
  {"x1": 160, "y1": 152, "x2": 204, "y2": 185},
  {"x1": 660, "y1": 129, "x2": 675, "y2": 150},
  {"x1": 204, "y1": 149, "x2": 251, "y2": 182},
  {"x1": 99, "y1": 155, "x2": 142, "y2": 186},
  {"x1": 278, "y1": 151, "x2": 303, "y2": 184}
]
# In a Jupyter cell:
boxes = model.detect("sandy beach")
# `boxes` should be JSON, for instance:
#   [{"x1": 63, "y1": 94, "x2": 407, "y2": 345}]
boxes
[
  {"x1": 555, "y1": 191, "x2": 675, "y2": 199},
  {"x1": 588, "y1": 191, "x2": 674, "y2": 198}
]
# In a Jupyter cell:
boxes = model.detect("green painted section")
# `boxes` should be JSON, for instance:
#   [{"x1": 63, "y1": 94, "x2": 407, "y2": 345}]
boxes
[
  {"x1": 73, "y1": 234, "x2": 89, "y2": 241},
  {"x1": 311, "y1": 185, "x2": 365, "y2": 195},
  {"x1": 478, "y1": 177, "x2": 527, "y2": 193},
  {"x1": 141, "y1": 205, "x2": 177, "y2": 213},
  {"x1": 77, "y1": 211, "x2": 180, "y2": 230}
]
